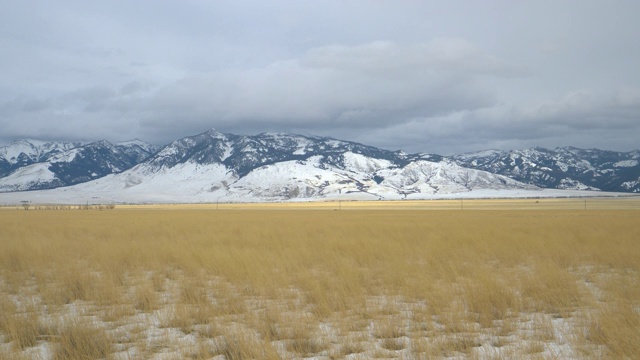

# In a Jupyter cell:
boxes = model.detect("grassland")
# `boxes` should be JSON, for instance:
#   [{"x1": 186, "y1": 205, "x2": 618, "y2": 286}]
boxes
[{"x1": 0, "y1": 202, "x2": 639, "y2": 359}]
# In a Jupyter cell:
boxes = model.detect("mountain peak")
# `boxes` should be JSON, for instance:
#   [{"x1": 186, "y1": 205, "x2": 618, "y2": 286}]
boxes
[
  {"x1": 90, "y1": 140, "x2": 114, "y2": 148},
  {"x1": 204, "y1": 128, "x2": 226, "y2": 138},
  {"x1": 117, "y1": 138, "x2": 149, "y2": 146}
]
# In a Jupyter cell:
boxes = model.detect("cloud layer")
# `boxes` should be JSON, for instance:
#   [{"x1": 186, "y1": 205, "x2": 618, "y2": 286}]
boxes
[{"x1": 1, "y1": 1, "x2": 640, "y2": 154}]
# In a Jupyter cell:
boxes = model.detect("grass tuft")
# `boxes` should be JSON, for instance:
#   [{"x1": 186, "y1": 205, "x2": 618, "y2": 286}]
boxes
[{"x1": 52, "y1": 318, "x2": 112, "y2": 360}]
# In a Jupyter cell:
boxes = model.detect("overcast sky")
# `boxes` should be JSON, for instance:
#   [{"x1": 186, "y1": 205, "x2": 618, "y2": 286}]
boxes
[{"x1": 1, "y1": 1, "x2": 639, "y2": 154}]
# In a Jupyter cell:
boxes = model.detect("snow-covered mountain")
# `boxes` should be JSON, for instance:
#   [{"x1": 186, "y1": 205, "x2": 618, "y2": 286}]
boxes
[
  {"x1": 82, "y1": 151, "x2": 534, "y2": 202},
  {"x1": 0, "y1": 140, "x2": 158, "y2": 192},
  {"x1": 1, "y1": 129, "x2": 638, "y2": 203},
  {"x1": 142, "y1": 129, "x2": 442, "y2": 177},
  {"x1": 451, "y1": 147, "x2": 640, "y2": 193},
  {"x1": 99, "y1": 129, "x2": 533, "y2": 201},
  {"x1": 0, "y1": 140, "x2": 85, "y2": 177},
  {"x1": 0, "y1": 129, "x2": 538, "y2": 202}
]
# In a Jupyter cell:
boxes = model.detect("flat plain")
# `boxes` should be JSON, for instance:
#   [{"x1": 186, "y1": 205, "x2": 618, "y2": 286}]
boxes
[{"x1": 1, "y1": 198, "x2": 639, "y2": 359}]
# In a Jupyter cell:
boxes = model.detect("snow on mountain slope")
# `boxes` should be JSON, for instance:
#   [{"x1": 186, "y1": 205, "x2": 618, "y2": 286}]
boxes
[
  {"x1": 216, "y1": 148, "x2": 537, "y2": 201},
  {"x1": 0, "y1": 147, "x2": 542, "y2": 203},
  {"x1": 0, "y1": 140, "x2": 83, "y2": 164},
  {"x1": 46, "y1": 154, "x2": 381, "y2": 203},
  {"x1": 0, "y1": 163, "x2": 62, "y2": 192},
  {"x1": 452, "y1": 147, "x2": 640, "y2": 193},
  {"x1": 614, "y1": 160, "x2": 639, "y2": 167},
  {"x1": 342, "y1": 152, "x2": 394, "y2": 174},
  {"x1": 377, "y1": 160, "x2": 535, "y2": 197},
  {"x1": 0, "y1": 140, "x2": 158, "y2": 192},
  {"x1": 222, "y1": 157, "x2": 359, "y2": 201},
  {"x1": 0, "y1": 140, "x2": 85, "y2": 177},
  {"x1": 621, "y1": 178, "x2": 640, "y2": 191},
  {"x1": 68, "y1": 161, "x2": 235, "y2": 202}
]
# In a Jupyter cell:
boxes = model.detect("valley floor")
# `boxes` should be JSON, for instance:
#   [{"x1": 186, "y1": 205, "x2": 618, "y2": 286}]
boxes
[
  {"x1": 1, "y1": 209, "x2": 639, "y2": 359},
  {"x1": 0, "y1": 184, "x2": 639, "y2": 207},
  {"x1": 2, "y1": 193, "x2": 640, "y2": 211}
]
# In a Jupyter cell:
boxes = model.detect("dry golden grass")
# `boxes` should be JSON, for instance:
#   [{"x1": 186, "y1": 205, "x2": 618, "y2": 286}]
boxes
[
  {"x1": 0, "y1": 205, "x2": 638, "y2": 358},
  {"x1": 52, "y1": 318, "x2": 112, "y2": 360}
]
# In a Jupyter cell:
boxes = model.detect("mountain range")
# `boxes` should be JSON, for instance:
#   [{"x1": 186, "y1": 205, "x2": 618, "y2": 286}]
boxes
[{"x1": 0, "y1": 129, "x2": 638, "y2": 203}]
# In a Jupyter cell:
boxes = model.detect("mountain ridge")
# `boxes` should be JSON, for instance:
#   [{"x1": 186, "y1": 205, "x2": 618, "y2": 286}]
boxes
[
  {"x1": 1, "y1": 129, "x2": 638, "y2": 201},
  {"x1": 0, "y1": 139, "x2": 158, "y2": 192},
  {"x1": 452, "y1": 146, "x2": 640, "y2": 193}
]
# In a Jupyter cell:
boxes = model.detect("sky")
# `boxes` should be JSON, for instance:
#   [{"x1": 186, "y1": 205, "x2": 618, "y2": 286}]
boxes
[{"x1": 1, "y1": 1, "x2": 639, "y2": 155}]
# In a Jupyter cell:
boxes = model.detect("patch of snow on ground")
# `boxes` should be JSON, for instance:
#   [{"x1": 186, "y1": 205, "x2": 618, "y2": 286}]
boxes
[
  {"x1": 556, "y1": 161, "x2": 569, "y2": 172},
  {"x1": 342, "y1": 152, "x2": 392, "y2": 174},
  {"x1": 220, "y1": 142, "x2": 233, "y2": 161},
  {"x1": 558, "y1": 178, "x2": 599, "y2": 191},
  {"x1": 50, "y1": 148, "x2": 80, "y2": 163},
  {"x1": 614, "y1": 159, "x2": 638, "y2": 167},
  {"x1": 0, "y1": 276, "x2": 613, "y2": 359},
  {"x1": 292, "y1": 138, "x2": 311, "y2": 155},
  {"x1": 454, "y1": 149, "x2": 503, "y2": 161},
  {"x1": 621, "y1": 179, "x2": 640, "y2": 191},
  {"x1": 0, "y1": 163, "x2": 59, "y2": 192}
]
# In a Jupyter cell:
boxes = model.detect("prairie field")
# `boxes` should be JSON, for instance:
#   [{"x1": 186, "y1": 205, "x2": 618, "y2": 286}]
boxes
[{"x1": 0, "y1": 202, "x2": 639, "y2": 359}]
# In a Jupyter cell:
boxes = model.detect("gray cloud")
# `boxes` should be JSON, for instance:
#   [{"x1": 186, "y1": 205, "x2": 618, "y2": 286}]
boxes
[
  {"x1": 143, "y1": 40, "x2": 512, "y2": 130},
  {"x1": 358, "y1": 87, "x2": 640, "y2": 154},
  {"x1": 1, "y1": 1, "x2": 639, "y2": 154}
]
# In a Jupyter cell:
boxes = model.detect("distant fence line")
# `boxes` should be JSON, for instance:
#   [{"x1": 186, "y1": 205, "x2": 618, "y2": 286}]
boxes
[
  {"x1": 5, "y1": 196, "x2": 640, "y2": 211},
  {"x1": 15, "y1": 204, "x2": 116, "y2": 211}
]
